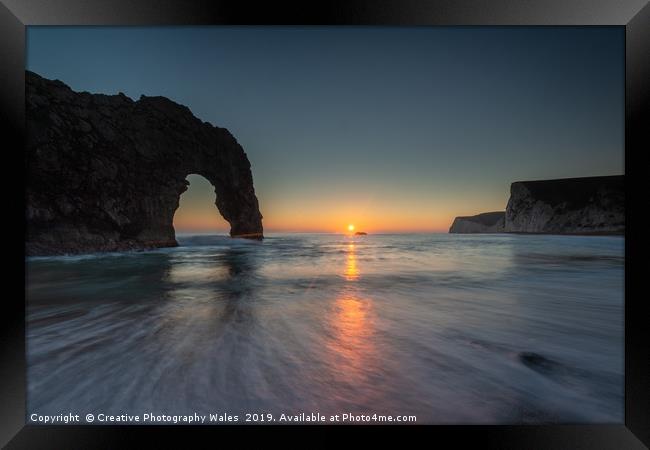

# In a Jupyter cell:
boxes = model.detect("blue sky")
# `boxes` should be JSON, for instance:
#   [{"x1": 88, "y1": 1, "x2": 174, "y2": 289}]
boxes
[{"x1": 27, "y1": 26, "x2": 624, "y2": 232}]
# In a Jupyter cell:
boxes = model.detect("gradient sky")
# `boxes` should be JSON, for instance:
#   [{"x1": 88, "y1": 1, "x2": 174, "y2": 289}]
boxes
[{"x1": 26, "y1": 26, "x2": 624, "y2": 233}]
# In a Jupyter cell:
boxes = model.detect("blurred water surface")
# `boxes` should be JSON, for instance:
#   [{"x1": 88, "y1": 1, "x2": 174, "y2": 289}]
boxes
[{"x1": 26, "y1": 233, "x2": 624, "y2": 423}]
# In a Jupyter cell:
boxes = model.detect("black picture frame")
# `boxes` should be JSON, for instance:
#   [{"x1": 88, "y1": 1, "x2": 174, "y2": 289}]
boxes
[{"x1": 1, "y1": 1, "x2": 648, "y2": 448}]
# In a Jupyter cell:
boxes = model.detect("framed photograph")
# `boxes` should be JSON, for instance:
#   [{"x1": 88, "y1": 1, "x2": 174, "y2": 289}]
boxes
[{"x1": 1, "y1": 0, "x2": 648, "y2": 447}]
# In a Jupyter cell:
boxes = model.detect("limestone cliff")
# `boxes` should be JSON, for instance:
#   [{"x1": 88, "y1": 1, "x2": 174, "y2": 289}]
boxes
[
  {"x1": 504, "y1": 176, "x2": 624, "y2": 234},
  {"x1": 26, "y1": 71, "x2": 263, "y2": 255},
  {"x1": 449, "y1": 176, "x2": 624, "y2": 235},
  {"x1": 449, "y1": 211, "x2": 505, "y2": 233}
]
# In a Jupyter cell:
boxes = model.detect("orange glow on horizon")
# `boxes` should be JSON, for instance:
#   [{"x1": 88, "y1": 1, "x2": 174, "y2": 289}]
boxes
[
  {"x1": 256, "y1": 201, "x2": 477, "y2": 233},
  {"x1": 174, "y1": 185, "x2": 503, "y2": 234},
  {"x1": 251, "y1": 184, "x2": 509, "y2": 233},
  {"x1": 172, "y1": 169, "x2": 510, "y2": 234}
]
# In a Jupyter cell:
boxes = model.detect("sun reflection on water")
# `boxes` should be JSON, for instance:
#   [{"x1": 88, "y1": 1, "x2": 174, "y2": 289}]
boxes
[
  {"x1": 344, "y1": 243, "x2": 360, "y2": 281},
  {"x1": 326, "y1": 240, "x2": 377, "y2": 387}
]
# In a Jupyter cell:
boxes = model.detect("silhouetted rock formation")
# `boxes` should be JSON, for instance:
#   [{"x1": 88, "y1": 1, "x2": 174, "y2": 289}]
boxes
[
  {"x1": 26, "y1": 71, "x2": 263, "y2": 255},
  {"x1": 354, "y1": 231, "x2": 367, "y2": 235},
  {"x1": 504, "y1": 176, "x2": 624, "y2": 234},
  {"x1": 449, "y1": 176, "x2": 624, "y2": 235},
  {"x1": 449, "y1": 211, "x2": 505, "y2": 233}
]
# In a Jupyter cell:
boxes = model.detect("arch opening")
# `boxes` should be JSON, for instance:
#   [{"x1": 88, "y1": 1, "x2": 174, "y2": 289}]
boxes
[{"x1": 173, "y1": 174, "x2": 230, "y2": 235}]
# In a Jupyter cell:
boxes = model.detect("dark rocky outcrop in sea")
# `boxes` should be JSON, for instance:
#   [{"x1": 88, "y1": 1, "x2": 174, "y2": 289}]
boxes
[
  {"x1": 26, "y1": 71, "x2": 263, "y2": 256},
  {"x1": 449, "y1": 176, "x2": 624, "y2": 235},
  {"x1": 449, "y1": 211, "x2": 505, "y2": 233}
]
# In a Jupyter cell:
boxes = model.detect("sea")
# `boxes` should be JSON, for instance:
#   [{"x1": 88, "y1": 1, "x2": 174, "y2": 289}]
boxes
[{"x1": 26, "y1": 233, "x2": 624, "y2": 424}]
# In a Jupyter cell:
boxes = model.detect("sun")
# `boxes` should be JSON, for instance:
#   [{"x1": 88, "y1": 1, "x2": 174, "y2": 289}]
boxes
[{"x1": 348, "y1": 224, "x2": 355, "y2": 232}]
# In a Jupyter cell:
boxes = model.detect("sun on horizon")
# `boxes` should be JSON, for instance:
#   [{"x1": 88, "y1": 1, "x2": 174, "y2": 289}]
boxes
[{"x1": 347, "y1": 224, "x2": 355, "y2": 232}]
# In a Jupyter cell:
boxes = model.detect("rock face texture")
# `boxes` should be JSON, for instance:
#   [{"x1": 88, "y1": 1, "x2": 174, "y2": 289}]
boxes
[
  {"x1": 449, "y1": 176, "x2": 624, "y2": 235},
  {"x1": 449, "y1": 211, "x2": 505, "y2": 233},
  {"x1": 504, "y1": 176, "x2": 624, "y2": 234},
  {"x1": 26, "y1": 71, "x2": 263, "y2": 255}
]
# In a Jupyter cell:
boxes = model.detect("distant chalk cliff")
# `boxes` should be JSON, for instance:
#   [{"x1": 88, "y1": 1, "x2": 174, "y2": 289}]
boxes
[
  {"x1": 449, "y1": 176, "x2": 624, "y2": 235},
  {"x1": 449, "y1": 211, "x2": 505, "y2": 233}
]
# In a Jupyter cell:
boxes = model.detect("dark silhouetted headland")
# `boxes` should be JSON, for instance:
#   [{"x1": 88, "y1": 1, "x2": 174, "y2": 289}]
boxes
[{"x1": 26, "y1": 71, "x2": 263, "y2": 255}]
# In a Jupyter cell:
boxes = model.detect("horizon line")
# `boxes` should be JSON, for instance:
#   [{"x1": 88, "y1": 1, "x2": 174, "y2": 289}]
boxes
[{"x1": 175, "y1": 230, "x2": 451, "y2": 234}]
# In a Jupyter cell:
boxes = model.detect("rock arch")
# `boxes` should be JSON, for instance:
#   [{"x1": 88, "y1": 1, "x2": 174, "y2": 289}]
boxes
[
  {"x1": 172, "y1": 174, "x2": 230, "y2": 232},
  {"x1": 26, "y1": 71, "x2": 263, "y2": 255}
]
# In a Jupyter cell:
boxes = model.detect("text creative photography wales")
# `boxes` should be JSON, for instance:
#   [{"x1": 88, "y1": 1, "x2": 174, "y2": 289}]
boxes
[{"x1": 25, "y1": 26, "x2": 624, "y2": 425}]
